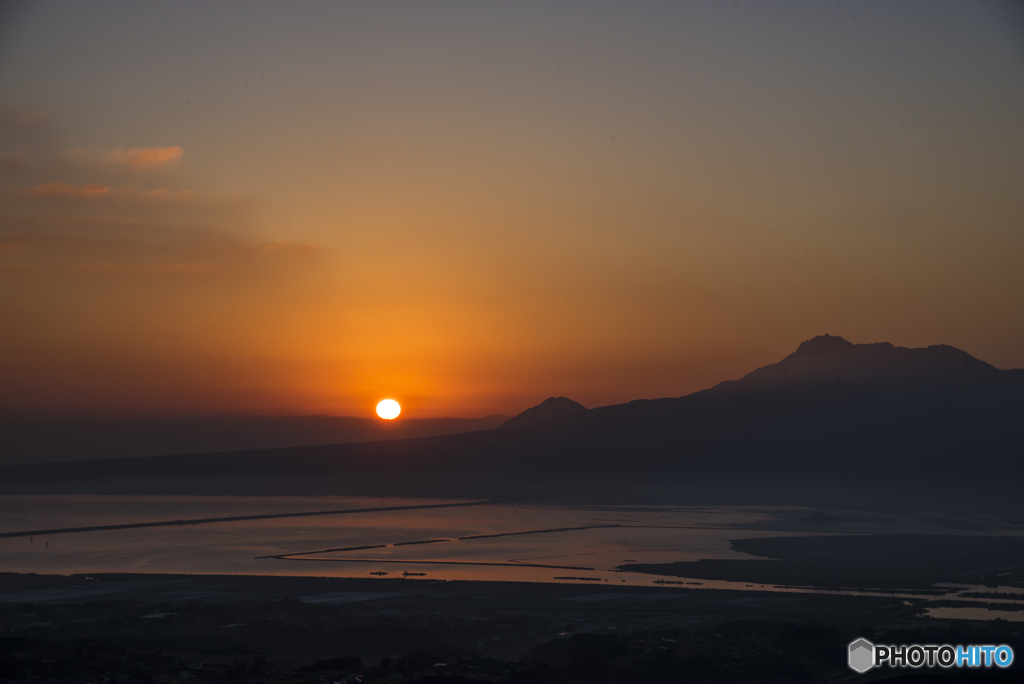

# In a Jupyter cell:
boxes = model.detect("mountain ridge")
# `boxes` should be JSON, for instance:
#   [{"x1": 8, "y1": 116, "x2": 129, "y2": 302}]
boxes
[{"x1": 2, "y1": 335, "x2": 1021, "y2": 507}]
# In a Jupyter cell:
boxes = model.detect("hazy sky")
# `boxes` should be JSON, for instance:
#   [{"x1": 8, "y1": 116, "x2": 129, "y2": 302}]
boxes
[{"x1": 1, "y1": 1, "x2": 1022, "y2": 418}]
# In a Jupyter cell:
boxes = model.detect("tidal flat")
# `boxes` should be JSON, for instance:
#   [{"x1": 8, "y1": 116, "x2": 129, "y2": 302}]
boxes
[
  {"x1": 2, "y1": 496, "x2": 1024, "y2": 681},
  {"x1": 2, "y1": 495, "x2": 1023, "y2": 606}
]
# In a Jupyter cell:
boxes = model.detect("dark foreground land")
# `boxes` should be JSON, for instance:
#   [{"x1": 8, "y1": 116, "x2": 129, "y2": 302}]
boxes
[{"x1": 1, "y1": 572, "x2": 1021, "y2": 683}]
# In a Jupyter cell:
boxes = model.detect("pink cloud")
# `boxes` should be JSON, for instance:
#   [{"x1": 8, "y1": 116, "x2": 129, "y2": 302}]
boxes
[{"x1": 107, "y1": 146, "x2": 183, "y2": 169}]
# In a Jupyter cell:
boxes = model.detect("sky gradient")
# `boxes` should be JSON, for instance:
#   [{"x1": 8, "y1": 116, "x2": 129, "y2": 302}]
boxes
[{"x1": 1, "y1": 1, "x2": 1022, "y2": 418}]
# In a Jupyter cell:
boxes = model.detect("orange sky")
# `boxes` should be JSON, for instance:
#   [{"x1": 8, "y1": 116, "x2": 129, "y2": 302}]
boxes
[{"x1": 0, "y1": 2, "x2": 1022, "y2": 418}]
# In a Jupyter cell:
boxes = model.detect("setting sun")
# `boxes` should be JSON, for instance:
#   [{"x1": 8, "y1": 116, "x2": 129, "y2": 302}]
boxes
[{"x1": 375, "y1": 399, "x2": 401, "y2": 420}]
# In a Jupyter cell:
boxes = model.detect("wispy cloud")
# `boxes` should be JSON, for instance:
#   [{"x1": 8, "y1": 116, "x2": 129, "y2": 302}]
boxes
[
  {"x1": 0, "y1": 105, "x2": 53, "y2": 149},
  {"x1": 0, "y1": 215, "x2": 321, "y2": 278},
  {"x1": 0, "y1": 154, "x2": 28, "y2": 172},
  {"x1": 18, "y1": 183, "x2": 201, "y2": 204},
  {"x1": 75, "y1": 261, "x2": 217, "y2": 275},
  {"x1": 0, "y1": 108, "x2": 318, "y2": 282},
  {"x1": 259, "y1": 241, "x2": 318, "y2": 256},
  {"x1": 0, "y1": 261, "x2": 32, "y2": 273},
  {"x1": 14, "y1": 111, "x2": 48, "y2": 126},
  {"x1": 106, "y1": 146, "x2": 183, "y2": 169},
  {"x1": 23, "y1": 182, "x2": 110, "y2": 198},
  {"x1": 121, "y1": 186, "x2": 197, "y2": 202}
]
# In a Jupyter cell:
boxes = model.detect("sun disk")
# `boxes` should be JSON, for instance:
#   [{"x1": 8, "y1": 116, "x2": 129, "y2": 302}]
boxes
[{"x1": 376, "y1": 399, "x2": 401, "y2": 420}]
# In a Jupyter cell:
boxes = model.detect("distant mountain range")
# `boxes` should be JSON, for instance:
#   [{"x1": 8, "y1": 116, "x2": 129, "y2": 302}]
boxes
[
  {"x1": 2, "y1": 335, "x2": 1021, "y2": 506},
  {"x1": 0, "y1": 414, "x2": 507, "y2": 465}
]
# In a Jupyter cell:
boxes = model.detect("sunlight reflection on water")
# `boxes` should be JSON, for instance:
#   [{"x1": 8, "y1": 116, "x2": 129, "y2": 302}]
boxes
[{"x1": 1, "y1": 495, "x2": 1022, "y2": 620}]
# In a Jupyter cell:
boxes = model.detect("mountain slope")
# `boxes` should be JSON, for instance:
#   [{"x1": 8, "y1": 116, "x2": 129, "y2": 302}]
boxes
[{"x1": 500, "y1": 397, "x2": 588, "y2": 430}]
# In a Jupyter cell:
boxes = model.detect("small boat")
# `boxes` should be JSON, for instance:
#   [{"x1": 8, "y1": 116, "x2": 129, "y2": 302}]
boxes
[
  {"x1": 403, "y1": 571, "x2": 426, "y2": 577},
  {"x1": 370, "y1": 571, "x2": 388, "y2": 576}
]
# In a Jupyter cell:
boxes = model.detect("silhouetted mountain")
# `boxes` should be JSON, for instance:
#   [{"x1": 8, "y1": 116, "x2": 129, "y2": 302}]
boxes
[
  {"x1": 713, "y1": 334, "x2": 1001, "y2": 392},
  {"x1": 0, "y1": 413, "x2": 507, "y2": 465},
  {"x1": 500, "y1": 397, "x2": 587, "y2": 429},
  {"x1": 2, "y1": 336, "x2": 1021, "y2": 507}
]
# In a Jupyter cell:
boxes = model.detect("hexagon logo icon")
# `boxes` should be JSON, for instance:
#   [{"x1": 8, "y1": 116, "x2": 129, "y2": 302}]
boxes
[{"x1": 848, "y1": 638, "x2": 874, "y2": 673}]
